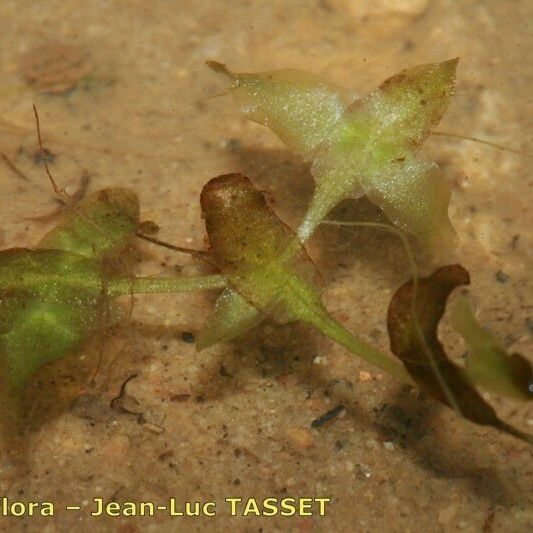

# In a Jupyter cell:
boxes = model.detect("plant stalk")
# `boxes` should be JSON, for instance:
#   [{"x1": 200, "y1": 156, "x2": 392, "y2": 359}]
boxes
[{"x1": 108, "y1": 274, "x2": 227, "y2": 297}]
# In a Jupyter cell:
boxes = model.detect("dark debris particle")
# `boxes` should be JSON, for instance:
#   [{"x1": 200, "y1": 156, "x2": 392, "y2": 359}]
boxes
[
  {"x1": 224, "y1": 138, "x2": 242, "y2": 153},
  {"x1": 109, "y1": 374, "x2": 138, "y2": 410},
  {"x1": 402, "y1": 39, "x2": 415, "y2": 51},
  {"x1": 311, "y1": 404, "x2": 345, "y2": 428},
  {"x1": 158, "y1": 450, "x2": 174, "y2": 462},
  {"x1": 161, "y1": 345, "x2": 169, "y2": 352},
  {"x1": 335, "y1": 440, "x2": 344, "y2": 451},
  {"x1": 195, "y1": 395, "x2": 205, "y2": 403},
  {"x1": 170, "y1": 393, "x2": 190, "y2": 402},
  {"x1": 495, "y1": 271, "x2": 510, "y2": 283},
  {"x1": 233, "y1": 479, "x2": 241, "y2": 486},
  {"x1": 510, "y1": 234, "x2": 520, "y2": 250},
  {"x1": 219, "y1": 364, "x2": 232, "y2": 378},
  {"x1": 33, "y1": 148, "x2": 55, "y2": 164},
  {"x1": 181, "y1": 331, "x2": 195, "y2": 343}
]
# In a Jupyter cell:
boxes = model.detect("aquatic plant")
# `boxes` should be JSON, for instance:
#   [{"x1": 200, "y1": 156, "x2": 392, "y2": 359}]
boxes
[
  {"x1": 208, "y1": 59, "x2": 457, "y2": 253},
  {"x1": 2, "y1": 168, "x2": 530, "y2": 442},
  {"x1": 0, "y1": 188, "x2": 226, "y2": 405},
  {"x1": 197, "y1": 173, "x2": 410, "y2": 379},
  {"x1": 1, "y1": 60, "x2": 531, "y2": 444},
  {"x1": 197, "y1": 174, "x2": 531, "y2": 442}
]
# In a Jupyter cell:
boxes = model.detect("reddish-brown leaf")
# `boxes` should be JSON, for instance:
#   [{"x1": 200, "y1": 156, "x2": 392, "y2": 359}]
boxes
[{"x1": 387, "y1": 265, "x2": 532, "y2": 442}]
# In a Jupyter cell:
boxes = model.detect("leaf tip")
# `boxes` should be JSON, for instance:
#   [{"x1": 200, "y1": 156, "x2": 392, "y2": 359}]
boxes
[
  {"x1": 206, "y1": 60, "x2": 235, "y2": 81},
  {"x1": 441, "y1": 57, "x2": 459, "y2": 87},
  {"x1": 445, "y1": 56, "x2": 460, "y2": 70}
]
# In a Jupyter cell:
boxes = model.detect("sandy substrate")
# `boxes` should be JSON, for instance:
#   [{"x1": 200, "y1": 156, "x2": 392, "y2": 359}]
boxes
[{"x1": 0, "y1": 1, "x2": 531, "y2": 531}]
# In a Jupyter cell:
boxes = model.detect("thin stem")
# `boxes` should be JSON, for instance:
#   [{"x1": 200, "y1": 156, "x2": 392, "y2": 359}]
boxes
[
  {"x1": 322, "y1": 219, "x2": 462, "y2": 413},
  {"x1": 136, "y1": 232, "x2": 210, "y2": 259},
  {"x1": 321, "y1": 220, "x2": 418, "y2": 276},
  {"x1": 107, "y1": 274, "x2": 227, "y2": 297},
  {"x1": 33, "y1": 104, "x2": 69, "y2": 200},
  {"x1": 431, "y1": 130, "x2": 533, "y2": 159}
]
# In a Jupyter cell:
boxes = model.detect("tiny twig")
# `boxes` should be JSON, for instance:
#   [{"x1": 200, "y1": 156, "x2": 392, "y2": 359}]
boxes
[
  {"x1": 32, "y1": 105, "x2": 105, "y2": 234},
  {"x1": 27, "y1": 170, "x2": 91, "y2": 222},
  {"x1": 1, "y1": 152, "x2": 31, "y2": 183},
  {"x1": 136, "y1": 232, "x2": 211, "y2": 259},
  {"x1": 311, "y1": 404, "x2": 345, "y2": 428},
  {"x1": 33, "y1": 104, "x2": 71, "y2": 201},
  {"x1": 109, "y1": 373, "x2": 138, "y2": 410}
]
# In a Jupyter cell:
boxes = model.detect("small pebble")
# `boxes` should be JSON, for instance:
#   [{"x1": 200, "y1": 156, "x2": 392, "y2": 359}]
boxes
[
  {"x1": 383, "y1": 441, "x2": 395, "y2": 450},
  {"x1": 358, "y1": 370, "x2": 372, "y2": 382},
  {"x1": 360, "y1": 467, "x2": 372, "y2": 479},
  {"x1": 286, "y1": 427, "x2": 314, "y2": 450},
  {"x1": 495, "y1": 270, "x2": 510, "y2": 283},
  {"x1": 142, "y1": 422, "x2": 165, "y2": 434},
  {"x1": 438, "y1": 503, "x2": 458, "y2": 525},
  {"x1": 365, "y1": 439, "x2": 379, "y2": 450}
]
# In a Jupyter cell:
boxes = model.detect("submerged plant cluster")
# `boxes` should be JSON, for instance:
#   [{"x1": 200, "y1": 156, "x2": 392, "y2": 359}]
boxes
[{"x1": 0, "y1": 59, "x2": 531, "y2": 442}]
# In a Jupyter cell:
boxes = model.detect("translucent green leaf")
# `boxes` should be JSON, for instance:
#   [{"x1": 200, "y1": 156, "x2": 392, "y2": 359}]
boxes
[
  {"x1": 38, "y1": 187, "x2": 140, "y2": 260},
  {"x1": 0, "y1": 183, "x2": 231, "y2": 410},
  {"x1": 0, "y1": 246, "x2": 226, "y2": 398},
  {"x1": 451, "y1": 297, "x2": 532, "y2": 401},
  {"x1": 0, "y1": 248, "x2": 114, "y2": 394},
  {"x1": 211, "y1": 59, "x2": 458, "y2": 252},
  {"x1": 302, "y1": 59, "x2": 458, "y2": 246},
  {"x1": 207, "y1": 61, "x2": 356, "y2": 158},
  {"x1": 196, "y1": 287, "x2": 263, "y2": 350}
]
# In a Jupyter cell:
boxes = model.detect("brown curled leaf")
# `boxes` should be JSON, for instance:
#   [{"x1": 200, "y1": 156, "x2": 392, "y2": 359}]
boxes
[{"x1": 387, "y1": 264, "x2": 532, "y2": 443}]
